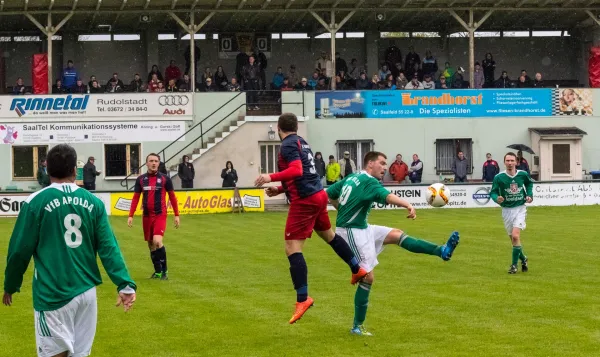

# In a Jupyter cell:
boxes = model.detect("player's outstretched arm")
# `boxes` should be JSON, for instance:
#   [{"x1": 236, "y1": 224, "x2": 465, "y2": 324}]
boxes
[
  {"x1": 265, "y1": 186, "x2": 283, "y2": 197},
  {"x1": 385, "y1": 194, "x2": 416, "y2": 219}
]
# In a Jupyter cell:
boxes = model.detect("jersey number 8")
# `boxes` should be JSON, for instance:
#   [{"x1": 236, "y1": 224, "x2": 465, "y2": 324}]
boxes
[{"x1": 64, "y1": 214, "x2": 83, "y2": 249}]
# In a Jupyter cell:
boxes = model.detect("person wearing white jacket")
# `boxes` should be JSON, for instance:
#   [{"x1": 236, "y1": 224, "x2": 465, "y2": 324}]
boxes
[{"x1": 405, "y1": 77, "x2": 424, "y2": 90}]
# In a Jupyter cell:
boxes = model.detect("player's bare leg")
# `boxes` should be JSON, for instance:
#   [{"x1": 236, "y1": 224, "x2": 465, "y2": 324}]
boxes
[
  {"x1": 350, "y1": 271, "x2": 374, "y2": 336},
  {"x1": 383, "y1": 229, "x2": 460, "y2": 261},
  {"x1": 509, "y1": 228, "x2": 527, "y2": 274},
  {"x1": 286, "y1": 239, "x2": 314, "y2": 324},
  {"x1": 149, "y1": 235, "x2": 167, "y2": 279},
  {"x1": 315, "y1": 229, "x2": 368, "y2": 284}
]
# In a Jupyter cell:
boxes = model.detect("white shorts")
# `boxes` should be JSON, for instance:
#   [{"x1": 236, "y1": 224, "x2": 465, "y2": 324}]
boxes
[
  {"x1": 336, "y1": 225, "x2": 394, "y2": 272},
  {"x1": 34, "y1": 287, "x2": 97, "y2": 357},
  {"x1": 502, "y1": 205, "x2": 527, "y2": 236}
]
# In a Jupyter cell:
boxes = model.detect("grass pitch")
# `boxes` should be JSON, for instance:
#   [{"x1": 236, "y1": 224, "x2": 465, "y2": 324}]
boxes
[{"x1": 1, "y1": 206, "x2": 600, "y2": 357}]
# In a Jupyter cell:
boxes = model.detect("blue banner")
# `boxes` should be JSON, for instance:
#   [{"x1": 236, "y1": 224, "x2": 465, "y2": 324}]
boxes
[{"x1": 315, "y1": 89, "x2": 554, "y2": 119}]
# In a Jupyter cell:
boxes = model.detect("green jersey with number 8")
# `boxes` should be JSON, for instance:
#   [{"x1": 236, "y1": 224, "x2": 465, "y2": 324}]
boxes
[
  {"x1": 3, "y1": 183, "x2": 136, "y2": 311},
  {"x1": 326, "y1": 172, "x2": 391, "y2": 229}
]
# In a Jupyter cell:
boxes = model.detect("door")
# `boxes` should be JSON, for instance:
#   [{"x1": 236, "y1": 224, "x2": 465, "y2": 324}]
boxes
[{"x1": 548, "y1": 140, "x2": 578, "y2": 181}]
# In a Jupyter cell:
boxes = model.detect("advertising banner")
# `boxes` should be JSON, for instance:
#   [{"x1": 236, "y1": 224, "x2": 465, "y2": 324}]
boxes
[
  {"x1": 315, "y1": 89, "x2": 554, "y2": 119},
  {"x1": 0, "y1": 93, "x2": 193, "y2": 120},
  {"x1": 0, "y1": 121, "x2": 186, "y2": 145},
  {"x1": 0, "y1": 192, "x2": 111, "y2": 216},
  {"x1": 110, "y1": 189, "x2": 265, "y2": 216}
]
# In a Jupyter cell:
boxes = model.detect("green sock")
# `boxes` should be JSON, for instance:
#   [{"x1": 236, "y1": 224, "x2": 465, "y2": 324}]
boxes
[
  {"x1": 519, "y1": 249, "x2": 527, "y2": 262},
  {"x1": 512, "y1": 246, "x2": 522, "y2": 266},
  {"x1": 399, "y1": 235, "x2": 442, "y2": 257},
  {"x1": 354, "y1": 282, "x2": 371, "y2": 327}
]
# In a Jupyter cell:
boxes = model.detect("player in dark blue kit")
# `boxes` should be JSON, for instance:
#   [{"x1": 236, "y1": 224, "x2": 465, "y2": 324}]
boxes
[{"x1": 255, "y1": 113, "x2": 368, "y2": 324}]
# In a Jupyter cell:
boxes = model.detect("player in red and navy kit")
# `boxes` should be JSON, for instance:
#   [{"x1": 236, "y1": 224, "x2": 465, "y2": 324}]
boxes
[
  {"x1": 128, "y1": 153, "x2": 180, "y2": 280},
  {"x1": 255, "y1": 113, "x2": 368, "y2": 324}
]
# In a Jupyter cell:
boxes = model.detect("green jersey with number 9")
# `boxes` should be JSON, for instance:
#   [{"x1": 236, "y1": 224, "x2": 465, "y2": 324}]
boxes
[
  {"x1": 326, "y1": 172, "x2": 391, "y2": 229},
  {"x1": 3, "y1": 183, "x2": 136, "y2": 311}
]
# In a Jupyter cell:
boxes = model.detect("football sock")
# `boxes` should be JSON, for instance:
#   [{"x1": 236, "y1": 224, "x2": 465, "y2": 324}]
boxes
[
  {"x1": 288, "y1": 253, "x2": 308, "y2": 303},
  {"x1": 329, "y1": 234, "x2": 360, "y2": 274},
  {"x1": 512, "y1": 246, "x2": 522, "y2": 266},
  {"x1": 519, "y1": 249, "x2": 526, "y2": 262},
  {"x1": 150, "y1": 250, "x2": 161, "y2": 274},
  {"x1": 399, "y1": 234, "x2": 442, "y2": 257},
  {"x1": 155, "y1": 246, "x2": 167, "y2": 273},
  {"x1": 354, "y1": 282, "x2": 371, "y2": 327}
]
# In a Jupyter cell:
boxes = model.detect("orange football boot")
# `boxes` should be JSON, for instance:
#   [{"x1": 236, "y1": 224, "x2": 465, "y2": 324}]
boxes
[
  {"x1": 351, "y1": 267, "x2": 368, "y2": 285},
  {"x1": 289, "y1": 296, "x2": 314, "y2": 324}
]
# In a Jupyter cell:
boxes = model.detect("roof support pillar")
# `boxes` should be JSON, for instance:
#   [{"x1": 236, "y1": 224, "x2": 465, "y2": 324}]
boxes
[{"x1": 585, "y1": 10, "x2": 600, "y2": 27}]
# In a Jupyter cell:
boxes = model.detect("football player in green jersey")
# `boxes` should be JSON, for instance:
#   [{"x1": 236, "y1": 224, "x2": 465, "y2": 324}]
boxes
[
  {"x1": 327, "y1": 151, "x2": 460, "y2": 336},
  {"x1": 490, "y1": 152, "x2": 534, "y2": 274},
  {"x1": 3, "y1": 144, "x2": 136, "y2": 357}
]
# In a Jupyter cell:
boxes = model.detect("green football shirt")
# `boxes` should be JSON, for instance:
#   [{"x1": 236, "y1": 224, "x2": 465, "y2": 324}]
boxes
[
  {"x1": 490, "y1": 170, "x2": 534, "y2": 208},
  {"x1": 3, "y1": 183, "x2": 136, "y2": 311},
  {"x1": 327, "y1": 172, "x2": 390, "y2": 229}
]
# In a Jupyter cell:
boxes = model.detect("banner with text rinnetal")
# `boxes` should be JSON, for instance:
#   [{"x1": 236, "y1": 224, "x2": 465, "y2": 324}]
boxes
[
  {"x1": 315, "y1": 89, "x2": 554, "y2": 119},
  {"x1": 0, "y1": 93, "x2": 193, "y2": 120},
  {"x1": 0, "y1": 121, "x2": 185, "y2": 145}
]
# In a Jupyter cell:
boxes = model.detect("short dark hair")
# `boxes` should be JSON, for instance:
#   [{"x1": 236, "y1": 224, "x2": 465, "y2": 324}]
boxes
[
  {"x1": 329, "y1": 155, "x2": 334, "y2": 159},
  {"x1": 363, "y1": 151, "x2": 387, "y2": 167},
  {"x1": 504, "y1": 152, "x2": 518, "y2": 161},
  {"x1": 47, "y1": 144, "x2": 77, "y2": 179},
  {"x1": 67, "y1": 60, "x2": 73, "y2": 64},
  {"x1": 278, "y1": 113, "x2": 298, "y2": 133},
  {"x1": 146, "y1": 153, "x2": 160, "y2": 162},
  {"x1": 458, "y1": 150, "x2": 464, "y2": 154}
]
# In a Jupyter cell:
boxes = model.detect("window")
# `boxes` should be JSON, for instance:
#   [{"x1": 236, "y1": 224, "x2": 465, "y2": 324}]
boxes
[
  {"x1": 158, "y1": 33, "x2": 177, "y2": 41},
  {"x1": 104, "y1": 144, "x2": 141, "y2": 177},
  {"x1": 78, "y1": 34, "x2": 112, "y2": 42},
  {"x1": 345, "y1": 32, "x2": 365, "y2": 38},
  {"x1": 12, "y1": 146, "x2": 48, "y2": 180},
  {"x1": 552, "y1": 144, "x2": 570, "y2": 174},
  {"x1": 380, "y1": 32, "x2": 410, "y2": 38},
  {"x1": 435, "y1": 138, "x2": 473, "y2": 174},
  {"x1": 14, "y1": 36, "x2": 41, "y2": 42},
  {"x1": 113, "y1": 34, "x2": 140, "y2": 41},
  {"x1": 411, "y1": 32, "x2": 440, "y2": 38},
  {"x1": 315, "y1": 32, "x2": 344, "y2": 39},
  {"x1": 260, "y1": 143, "x2": 281, "y2": 174},
  {"x1": 336, "y1": 140, "x2": 374, "y2": 171},
  {"x1": 281, "y1": 33, "x2": 309, "y2": 39},
  {"x1": 181, "y1": 34, "x2": 206, "y2": 40}
]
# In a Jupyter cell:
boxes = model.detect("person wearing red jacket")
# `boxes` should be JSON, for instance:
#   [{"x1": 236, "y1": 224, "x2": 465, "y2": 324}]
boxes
[
  {"x1": 164, "y1": 60, "x2": 182, "y2": 84},
  {"x1": 128, "y1": 153, "x2": 180, "y2": 280},
  {"x1": 389, "y1": 154, "x2": 409, "y2": 183}
]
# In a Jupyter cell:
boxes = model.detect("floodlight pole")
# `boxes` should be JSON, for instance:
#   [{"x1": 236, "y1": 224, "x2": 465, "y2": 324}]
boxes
[
  {"x1": 311, "y1": 10, "x2": 355, "y2": 90},
  {"x1": 448, "y1": 9, "x2": 493, "y2": 88},
  {"x1": 169, "y1": 11, "x2": 215, "y2": 92},
  {"x1": 26, "y1": 11, "x2": 73, "y2": 93}
]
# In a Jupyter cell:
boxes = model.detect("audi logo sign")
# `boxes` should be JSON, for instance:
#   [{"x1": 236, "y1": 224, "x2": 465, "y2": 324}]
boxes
[{"x1": 158, "y1": 95, "x2": 189, "y2": 106}]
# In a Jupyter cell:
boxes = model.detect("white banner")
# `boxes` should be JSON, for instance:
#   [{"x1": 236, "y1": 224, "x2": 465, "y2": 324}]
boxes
[
  {"x1": 0, "y1": 121, "x2": 185, "y2": 144},
  {"x1": 0, "y1": 93, "x2": 192, "y2": 120},
  {"x1": 0, "y1": 192, "x2": 111, "y2": 216}
]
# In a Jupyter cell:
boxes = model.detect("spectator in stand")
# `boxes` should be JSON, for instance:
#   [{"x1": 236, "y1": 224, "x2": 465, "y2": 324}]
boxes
[
  {"x1": 83, "y1": 156, "x2": 101, "y2": 191},
  {"x1": 325, "y1": 54, "x2": 334, "y2": 86},
  {"x1": 156, "y1": 81, "x2": 166, "y2": 93},
  {"x1": 338, "y1": 70, "x2": 349, "y2": 87},
  {"x1": 157, "y1": 155, "x2": 168, "y2": 175},
  {"x1": 52, "y1": 79, "x2": 66, "y2": 94},
  {"x1": 287, "y1": 65, "x2": 301, "y2": 87},
  {"x1": 383, "y1": 74, "x2": 395, "y2": 90},
  {"x1": 436, "y1": 74, "x2": 449, "y2": 89},
  {"x1": 62, "y1": 60, "x2": 78, "y2": 91},
  {"x1": 107, "y1": 73, "x2": 125, "y2": 89},
  {"x1": 396, "y1": 73, "x2": 408, "y2": 90},
  {"x1": 422, "y1": 50, "x2": 438, "y2": 79},
  {"x1": 443, "y1": 62, "x2": 455, "y2": 81},
  {"x1": 272, "y1": 67, "x2": 285, "y2": 89},
  {"x1": 221, "y1": 161, "x2": 238, "y2": 188},
  {"x1": 385, "y1": 41, "x2": 403, "y2": 72},
  {"x1": 129, "y1": 73, "x2": 144, "y2": 92},
  {"x1": 405, "y1": 46, "x2": 421, "y2": 73},
  {"x1": 347, "y1": 59, "x2": 360, "y2": 86},
  {"x1": 37, "y1": 159, "x2": 50, "y2": 188},
  {"x1": 392, "y1": 62, "x2": 403, "y2": 80},
  {"x1": 214, "y1": 66, "x2": 228, "y2": 91},
  {"x1": 243, "y1": 55, "x2": 261, "y2": 110},
  {"x1": 521, "y1": 70, "x2": 533, "y2": 86},
  {"x1": 106, "y1": 80, "x2": 124, "y2": 93},
  {"x1": 147, "y1": 73, "x2": 160, "y2": 92},
  {"x1": 516, "y1": 150, "x2": 530, "y2": 174},
  {"x1": 336, "y1": 75, "x2": 349, "y2": 90},
  {"x1": 355, "y1": 72, "x2": 370, "y2": 90},
  {"x1": 389, "y1": 154, "x2": 409, "y2": 183},
  {"x1": 178, "y1": 155, "x2": 195, "y2": 189},
  {"x1": 201, "y1": 67, "x2": 213, "y2": 84},
  {"x1": 166, "y1": 79, "x2": 178, "y2": 92},
  {"x1": 281, "y1": 78, "x2": 293, "y2": 91},
  {"x1": 378, "y1": 64, "x2": 391, "y2": 82},
  {"x1": 495, "y1": 71, "x2": 511, "y2": 88},
  {"x1": 474, "y1": 62, "x2": 485, "y2": 89},
  {"x1": 314, "y1": 152, "x2": 326, "y2": 185},
  {"x1": 12, "y1": 78, "x2": 26, "y2": 95},
  {"x1": 294, "y1": 77, "x2": 311, "y2": 90},
  {"x1": 307, "y1": 72, "x2": 319, "y2": 89},
  {"x1": 164, "y1": 60, "x2": 181, "y2": 84},
  {"x1": 517, "y1": 75, "x2": 531, "y2": 88},
  {"x1": 178, "y1": 74, "x2": 192, "y2": 92},
  {"x1": 325, "y1": 155, "x2": 341, "y2": 185},
  {"x1": 423, "y1": 74, "x2": 436, "y2": 89},
  {"x1": 199, "y1": 78, "x2": 216, "y2": 92},
  {"x1": 88, "y1": 75, "x2": 96, "y2": 89},
  {"x1": 405, "y1": 76, "x2": 424, "y2": 90},
  {"x1": 227, "y1": 77, "x2": 241, "y2": 92},
  {"x1": 370, "y1": 74, "x2": 380, "y2": 89},
  {"x1": 315, "y1": 51, "x2": 328, "y2": 74},
  {"x1": 235, "y1": 50, "x2": 249, "y2": 83},
  {"x1": 412, "y1": 63, "x2": 424, "y2": 82},
  {"x1": 148, "y1": 64, "x2": 163, "y2": 83},
  {"x1": 482, "y1": 153, "x2": 500, "y2": 182},
  {"x1": 482, "y1": 52, "x2": 496, "y2": 88},
  {"x1": 89, "y1": 80, "x2": 102, "y2": 93},
  {"x1": 533, "y1": 73, "x2": 545, "y2": 88},
  {"x1": 408, "y1": 154, "x2": 423, "y2": 184},
  {"x1": 452, "y1": 67, "x2": 465, "y2": 89},
  {"x1": 184, "y1": 44, "x2": 201, "y2": 76},
  {"x1": 335, "y1": 52, "x2": 348, "y2": 75},
  {"x1": 339, "y1": 151, "x2": 356, "y2": 179},
  {"x1": 71, "y1": 79, "x2": 87, "y2": 94},
  {"x1": 316, "y1": 78, "x2": 328, "y2": 90},
  {"x1": 253, "y1": 47, "x2": 268, "y2": 91},
  {"x1": 452, "y1": 151, "x2": 469, "y2": 183}
]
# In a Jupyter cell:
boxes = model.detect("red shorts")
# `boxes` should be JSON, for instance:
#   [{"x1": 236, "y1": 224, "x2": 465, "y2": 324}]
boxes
[
  {"x1": 142, "y1": 215, "x2": 167, "y2": 241},
  {"x1": 285, "y1": 190, "x2": 331, "y2": 240}
]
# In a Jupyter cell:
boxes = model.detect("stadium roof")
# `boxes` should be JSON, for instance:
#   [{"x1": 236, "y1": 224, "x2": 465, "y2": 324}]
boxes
[{"x1": 3, "y1": 0, "x2": 600, "y2": 34}]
